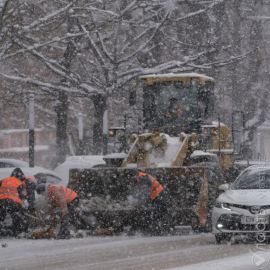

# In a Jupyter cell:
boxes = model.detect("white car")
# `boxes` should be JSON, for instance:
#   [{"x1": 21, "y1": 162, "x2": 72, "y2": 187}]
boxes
[
  {"x1": 54, "y1": 155, "x2": 105, "y2": 186},
  {"x1": 212, "y1": 165, "x2": 270, "y2": 243},
  {"x1": 0, "y1": 158, "x2": 62, "y2": 184},
  {"x1": 0, "y1": 158, "x2": 30, "y2": 168}
]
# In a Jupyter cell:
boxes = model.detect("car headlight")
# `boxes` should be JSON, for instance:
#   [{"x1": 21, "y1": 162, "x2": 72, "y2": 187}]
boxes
[{"x1": 215, "y1": 202, "x2": 231, "y2": 211}]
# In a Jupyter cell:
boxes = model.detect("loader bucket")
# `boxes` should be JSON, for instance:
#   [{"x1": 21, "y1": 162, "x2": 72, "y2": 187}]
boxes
[{"x1": 68, "y1": 167, "x2": 208, "y2": 229}]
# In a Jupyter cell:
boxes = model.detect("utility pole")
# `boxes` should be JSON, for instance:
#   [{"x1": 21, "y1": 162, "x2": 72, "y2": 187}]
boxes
[
  {"x1": 102, "y1": 110, "x2": 108, "y2": 155},
  {"x1": 29, "y1": 94, "x2": 35, "y2": 167},
  {"x1": 78, "y1": 113, "x2": 83, "y2": 155}
]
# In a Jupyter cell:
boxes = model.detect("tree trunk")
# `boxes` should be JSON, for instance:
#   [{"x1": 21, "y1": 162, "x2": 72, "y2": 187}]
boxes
[
  {"x1": 92, "y1": 95, "x2": 106, "y2": 154},
  {"x1": 54, "y1": 91, "x2": 69, "y2": 167}
]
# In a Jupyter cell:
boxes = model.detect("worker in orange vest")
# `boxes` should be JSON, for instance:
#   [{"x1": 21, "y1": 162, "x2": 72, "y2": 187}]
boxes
[
  {"x1": 0, "y1": 168, "x2": 29, "y2": 236},
  {"x1": 36, "y1": 183, "x2": 79, "y2": 239},
  {"x1": 166, "y1": 98, "x2": 182, "y2": 121},
  {"x1": 21, "y1": 173, "x2": 47, "y2": 213},
  {"x1": 129, "y1": 170, "x2": 169, "y2": 234}
]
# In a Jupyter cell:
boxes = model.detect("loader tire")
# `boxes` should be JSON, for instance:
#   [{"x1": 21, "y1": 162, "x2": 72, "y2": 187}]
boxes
[
  {"x1": 215, "y1": 233, "x2": 232, "y2": 244},
  {"x1": 191, "y1": 214, "x2": 212, "y2": 233}
]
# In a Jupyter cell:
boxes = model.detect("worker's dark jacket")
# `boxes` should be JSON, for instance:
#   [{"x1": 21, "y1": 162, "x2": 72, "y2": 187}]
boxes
[
  {"x1": 0, "y1": 177, "x2": 24, "y2": 204},
  {"x1": 136, "y1": 172, "x2": 165, "y2": 206},
  {"x1": 21, "y1": 176, "x2": 37, "y2": 211}
]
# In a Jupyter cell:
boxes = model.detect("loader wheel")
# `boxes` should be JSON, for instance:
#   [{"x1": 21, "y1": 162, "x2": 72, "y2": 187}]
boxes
[
  {"x1": 191, "y1": 215, "x2": 212, "y2": 233},
  {"x1": 114, "y1": 224, "x2": 124, "y2": 235},
  {"x1": 215, "y1": 233, "x2": 232, "y2": 244}
]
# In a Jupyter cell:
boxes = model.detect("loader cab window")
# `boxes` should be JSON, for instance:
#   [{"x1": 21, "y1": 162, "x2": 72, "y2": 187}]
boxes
[{"x1": 142, "y1": 79, "x2": 214, "y2": 130}]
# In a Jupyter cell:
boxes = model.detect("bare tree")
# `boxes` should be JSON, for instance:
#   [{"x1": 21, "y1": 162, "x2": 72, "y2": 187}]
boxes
[{"x1": 0, "y1": 0, "x2": 256, "y2": 163}]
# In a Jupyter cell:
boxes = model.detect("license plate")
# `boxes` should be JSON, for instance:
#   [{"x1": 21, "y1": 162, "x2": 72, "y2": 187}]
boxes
[{"x1": 241, "y1": 216, "x2": 269, "y2": 225}]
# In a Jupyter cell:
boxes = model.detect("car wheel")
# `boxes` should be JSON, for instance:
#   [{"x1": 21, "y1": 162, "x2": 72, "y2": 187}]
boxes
[{"x1": 215, "y1": 233, "x2": 232, "y2": 244}]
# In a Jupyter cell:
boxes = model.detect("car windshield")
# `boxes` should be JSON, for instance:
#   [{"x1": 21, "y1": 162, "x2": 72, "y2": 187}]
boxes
[{"x1": 232, "y1": 168, "x2": 270, "y2": 189}]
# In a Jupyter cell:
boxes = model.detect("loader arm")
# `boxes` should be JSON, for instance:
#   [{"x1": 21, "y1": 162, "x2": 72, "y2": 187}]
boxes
[{"x1": 121, "y1": 132, "x2": 199, "y2": 168}]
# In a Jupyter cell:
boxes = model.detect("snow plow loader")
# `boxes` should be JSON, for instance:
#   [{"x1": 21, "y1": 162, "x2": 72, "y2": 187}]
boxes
[{"x1": 68, "y1": 74, "x2": 241, "y2": 233}]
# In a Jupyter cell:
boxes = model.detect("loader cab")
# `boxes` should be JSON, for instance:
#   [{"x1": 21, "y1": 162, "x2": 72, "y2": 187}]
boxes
[{"x1": 137, "y1": 74, "x2": 215, "y2": 136}]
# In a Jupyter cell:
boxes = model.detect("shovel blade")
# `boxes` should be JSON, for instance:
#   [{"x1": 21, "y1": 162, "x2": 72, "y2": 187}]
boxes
[
  {"x1": 92, "y1": 228, "x2": 114, "y2": 236},
  {"x1": 31, "y1": 229, "x2": 54, "y2": 239}
]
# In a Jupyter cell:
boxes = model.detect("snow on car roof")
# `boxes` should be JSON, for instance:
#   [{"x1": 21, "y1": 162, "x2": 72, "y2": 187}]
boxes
[
  {"x1": 235, "y1": 160, "x2": 270, "y2": 166},
  {"x1": 0, "y1": 167, "x2": 62, "y2": 182},
  {"x1": 104, "y1": 153, "x2": 127, "y2": 159},
  {"x1": 54, "y1": 155, "x2": 105, "y2": 186},
  {"x1": 55, "y1": 155, "x2": 105, "y2": 168},
  {"x1": 0, "y1": 158, "x2": 30, "y2": 167},
  {"x1": 245, "y1": 164, "x2": 270, "y2": 170}
]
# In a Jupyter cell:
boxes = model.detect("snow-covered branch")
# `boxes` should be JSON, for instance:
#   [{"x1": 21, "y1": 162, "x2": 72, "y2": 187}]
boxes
[
  {"x1": 1, "y1": 33, "x2": 86, "y2": 61},
  {"x1": 0, "y1": 73, "x2": 103, "y2": 97},
  {"x1": 118, "y1": 9, "x2": 171, "y2": 64},
  {"x1": 187, "y1": 49, "x2": 257, "y2": 69},
  {"x1": 20, "y1": 1, "x2": 77, "y2": 32}
]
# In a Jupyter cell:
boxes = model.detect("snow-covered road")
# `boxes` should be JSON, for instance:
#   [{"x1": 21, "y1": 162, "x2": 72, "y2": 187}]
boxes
[{"x1": 0, "y1": 228, "x2": 270, "y2": 270}]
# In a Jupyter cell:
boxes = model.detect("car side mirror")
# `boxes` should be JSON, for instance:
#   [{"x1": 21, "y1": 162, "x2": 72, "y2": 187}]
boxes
[{"x1": 219, "y1": 183, "x2": 229, "y2": 191}]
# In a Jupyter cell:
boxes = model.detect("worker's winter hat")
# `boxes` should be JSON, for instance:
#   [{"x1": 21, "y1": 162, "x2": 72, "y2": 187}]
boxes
[
  {"x1": 169, "y1": 97, "x2": 178, "y2": 102},
  {"x1": 36, "y1": 183, "x2": 46, "y2": 195},
  {"x1": 10, "y1": 168, "x2": 26, "y2": 181},
  {"x1": 34, "y1": 173, "x2": 47, "y2": 185}
]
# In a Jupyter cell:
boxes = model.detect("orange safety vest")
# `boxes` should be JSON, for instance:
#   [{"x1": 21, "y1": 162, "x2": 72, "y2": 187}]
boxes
[
  {"x1": 21, "y1": 176, "x2": 36, "y2": 197},
  {"x1": 166, "y1": 109, "x2": 182, "y2": 118},
  {"x1": 137, "y1": 172, "x2": 164, "y2": 200},
  {"x1": 0, "y1": 177, "x2": 23, "y2": 204},
  {"x1": 49, "y1": 186, "x2": 77, "y2": 205}
]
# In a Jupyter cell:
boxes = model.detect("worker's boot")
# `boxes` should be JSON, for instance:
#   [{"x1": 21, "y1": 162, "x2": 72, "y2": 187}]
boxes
[
  {"x1": 57, "y1": 218, "x2": 71, "y2": 239},
  {"x1": 0, "y1": 225, "x2": 14, "y2": 237},
  {"x1": 56, "y1": 233, "x2": 70, "y2": 240}
]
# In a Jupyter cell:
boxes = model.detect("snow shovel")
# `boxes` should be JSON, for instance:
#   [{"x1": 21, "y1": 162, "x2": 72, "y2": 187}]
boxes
[
  {"x1": 26, "y1": 212, "x2": 54, "y2": 239},
  {"x1": 31, "y1": 228, "x2": 54, "y2": 239},
  {"x1": 24, "y1": 212, "x2": 44, "y2": 222},
  {"x1": 93, "y1": 205, "x2": 142, "y2": 236}
]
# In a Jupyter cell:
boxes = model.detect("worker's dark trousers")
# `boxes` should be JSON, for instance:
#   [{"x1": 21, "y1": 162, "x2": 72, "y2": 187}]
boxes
[
  {"x1": 0, "y1": 199, "x2": 29, "y2": 236},
  {"x1": 58, "y1": 197, "x2": 79, "y2": 238},
  {"x1": 151, "y1": 191, "x2": 169, "y2": 232}
]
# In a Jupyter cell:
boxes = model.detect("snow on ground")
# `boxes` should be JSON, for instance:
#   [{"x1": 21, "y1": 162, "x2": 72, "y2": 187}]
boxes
[
  {"x1": 172, "y1": 251, "x2": 270, "y2": 270},
  {"x1": 1, "y1": 229, "x2": 269, "y2": 270}
]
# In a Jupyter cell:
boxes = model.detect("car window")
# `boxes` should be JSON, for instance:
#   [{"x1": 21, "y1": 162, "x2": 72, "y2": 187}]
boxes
[
  {"x1": 0, "y1": 162, "x2": 14, "y2": 168},
  {"x1": 232, "y1": 169, "x2": 270, "y2": 189},
  {"x1": 46, "y1": 174, "x2": 61, "y2": 184}
]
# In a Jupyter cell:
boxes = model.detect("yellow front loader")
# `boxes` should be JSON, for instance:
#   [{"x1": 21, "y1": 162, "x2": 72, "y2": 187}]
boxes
[{"x1": 69, "y1": 74, "x2": 238, "y2": 233}]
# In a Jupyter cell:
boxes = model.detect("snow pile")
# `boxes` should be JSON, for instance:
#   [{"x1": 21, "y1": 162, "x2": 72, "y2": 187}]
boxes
[
  {"x1": 79, "y1": 196, "x2": 137, "y2": 211},
  {"x1": 191, "y1": 150, "x2": 216, "y2": 157},
  {"x1": 150, "y1": 134, "x2": 182, "y2": 165}
]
